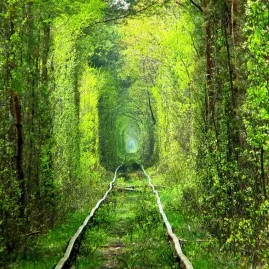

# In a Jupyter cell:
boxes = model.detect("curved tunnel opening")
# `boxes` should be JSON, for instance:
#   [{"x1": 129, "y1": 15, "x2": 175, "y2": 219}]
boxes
[
  {"x1": 124, "y1": 129, "x2": 139, "y2": 154},
  {"x1": 98, "y1": 87, "x2": 157, "y2": 170},
  {"x1": 117, "y1": 118, "x2": 140, "y2": 156}
]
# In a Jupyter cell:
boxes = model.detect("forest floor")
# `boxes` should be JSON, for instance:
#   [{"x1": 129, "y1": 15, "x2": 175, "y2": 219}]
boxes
[
  {"x1": 8, "y1": 169, "x2": 240, "y2": 268},
  {"x1": 147, "y1": 169, "x2": 240, "y2": 269},
  {"x1": 74, "y1": 169, "x2": 240, "y2": 268}
]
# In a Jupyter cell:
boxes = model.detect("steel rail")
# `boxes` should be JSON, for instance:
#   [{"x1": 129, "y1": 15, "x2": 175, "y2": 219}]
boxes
[
  {"x1": 55, "y1": 165, "x2": 122, "y2": 269},
  {"x1": 141, "y1": 165, "x2": 194, "y2": 269}
]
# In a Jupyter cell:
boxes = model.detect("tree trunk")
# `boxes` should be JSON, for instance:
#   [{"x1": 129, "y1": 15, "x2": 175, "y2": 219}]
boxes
[
  {"x1": 203, "y1": 0, "x2": 214, "y2": 126},
  {"x1": 13, "y1": 93, "x2": 26, "y2": 214}
]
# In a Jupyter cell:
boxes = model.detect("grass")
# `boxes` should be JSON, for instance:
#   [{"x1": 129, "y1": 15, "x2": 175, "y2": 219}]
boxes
[
  {"x1": 147, "y1": 167, "x2": 240, "y2": 269},
  {"x1": 6, "y1": 167, "x2": 242, "y2": 268},
  {"x1": 8, "y1": 211, "x2": 88, "y2": 269},
  {"x1": 74, "y1": 173, "x2": 178, "y2": 268},
  {"x1": 7, "y1": 171, "x2": 115, "y2": 269}
]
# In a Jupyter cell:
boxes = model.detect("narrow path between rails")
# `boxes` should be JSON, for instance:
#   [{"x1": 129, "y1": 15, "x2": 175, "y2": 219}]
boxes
[
  {"x1": 74, "y1": 171, "x2": 178, "y2": 268},
  {"x1": 55, "y1": 166, "x2": 194, "y2": 268}
]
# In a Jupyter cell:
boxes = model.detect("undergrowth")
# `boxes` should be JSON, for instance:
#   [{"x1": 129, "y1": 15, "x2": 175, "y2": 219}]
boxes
[
  {"x1": 7, "y1": 170, "x2": 113, "y2": 269},
  {"x1": 148, "y1": 167, "x2": 241, "y2": 269},
  {"x1": 75, "y1": 172, "x2": 178, "y2": 268}
]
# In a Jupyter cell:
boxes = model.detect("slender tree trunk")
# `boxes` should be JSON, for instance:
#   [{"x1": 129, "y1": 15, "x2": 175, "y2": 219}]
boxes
[
  {"x1": 9, "y1": 3, "x2": 27, "y2": 215},
  {"x1": 260, "y1": 146, "x2": 267, "y2": 199},
  {"x1": 41, "y1": 24, "x2": 50, "y2": 83},
  {"x1": 203, "y1": 0, "x2": 214, "y2": 127},
  {"x1": 13, "y1": 93, "x2": 26, "y2": 214}
]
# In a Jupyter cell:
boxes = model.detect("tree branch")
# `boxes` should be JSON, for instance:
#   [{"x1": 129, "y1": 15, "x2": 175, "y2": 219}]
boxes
[
  {"x1": 90, "y1": 2, "x2": 159, "y2": 27},
  {"x1": 147, "y1": 90, "x2": 156, "y2": 125},
  {"x1": 189, "y1": 0, "x2": 203, "y2": 13}
]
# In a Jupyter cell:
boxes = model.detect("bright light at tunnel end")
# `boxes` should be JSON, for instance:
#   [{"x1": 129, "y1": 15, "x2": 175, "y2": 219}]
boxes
[{"x1": 125, "y1": 137, "x2": 138, "y2": 153}]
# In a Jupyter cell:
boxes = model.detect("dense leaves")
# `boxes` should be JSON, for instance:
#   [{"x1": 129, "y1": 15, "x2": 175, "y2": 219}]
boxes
[{"x1": 0, "y1": 0, "x2": 268, "y2": 267}]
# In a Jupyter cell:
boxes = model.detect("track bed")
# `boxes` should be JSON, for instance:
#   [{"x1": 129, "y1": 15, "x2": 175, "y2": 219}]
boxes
[
  {"x1": 74, "y1": 172, "x2": 177, "y2": 268},
  {"x1": 55, "y1": 167, "x2": 193, "y2": 269}
]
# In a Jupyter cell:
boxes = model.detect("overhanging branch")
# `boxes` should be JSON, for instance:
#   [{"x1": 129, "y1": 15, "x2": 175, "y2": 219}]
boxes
[
  {"x1": 90, "y1": 2, "x2": 160, "y2": 27},
  {"x1": 190, "y1": 0, "x2": 203, "y2": 12}
]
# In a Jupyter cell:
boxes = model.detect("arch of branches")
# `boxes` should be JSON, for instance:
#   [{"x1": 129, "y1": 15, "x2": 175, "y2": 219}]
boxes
[{"x1": 98, "y1": 89, "x2": 156, "y2": 170}]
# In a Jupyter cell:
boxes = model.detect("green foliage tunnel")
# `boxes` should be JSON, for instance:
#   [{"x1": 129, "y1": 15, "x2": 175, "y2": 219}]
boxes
[{"x1": 0, "y1": 0, "x2": 268, "y2": 268}]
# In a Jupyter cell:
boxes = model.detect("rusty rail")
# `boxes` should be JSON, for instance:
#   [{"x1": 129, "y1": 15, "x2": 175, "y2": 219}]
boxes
[
  {"x1": 141, "y1": 165, "x2": 194, "y2": 269},
  {"x1": 55, "y1": 165, "x2": 122, "y2": 269}
]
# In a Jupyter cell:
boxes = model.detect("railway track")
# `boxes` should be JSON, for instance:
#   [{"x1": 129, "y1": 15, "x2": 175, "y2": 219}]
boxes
[{"x1": 55, "y1": 165, "x2": 193, "y2": 269}]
